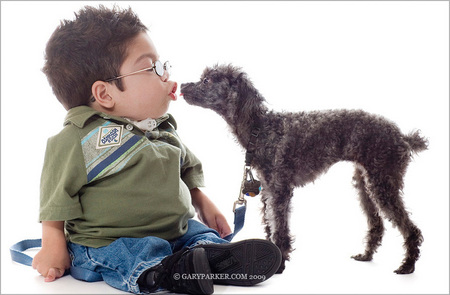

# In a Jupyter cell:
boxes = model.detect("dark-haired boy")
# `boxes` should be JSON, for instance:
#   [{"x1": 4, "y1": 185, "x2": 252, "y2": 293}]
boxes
[{"x1": 32, "y1": 5, "x2": 281, "y2": 294}]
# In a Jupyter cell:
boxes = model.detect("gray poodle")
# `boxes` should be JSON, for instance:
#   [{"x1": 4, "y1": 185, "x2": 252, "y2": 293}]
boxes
[{"x1": 180, "y1": 64, "x2": 427, "y2": 274}]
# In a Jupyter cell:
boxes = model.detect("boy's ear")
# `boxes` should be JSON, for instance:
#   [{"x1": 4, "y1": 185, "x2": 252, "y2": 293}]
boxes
[{"x1": 91, "y1": 81, "x2": 115, "y2": 109}]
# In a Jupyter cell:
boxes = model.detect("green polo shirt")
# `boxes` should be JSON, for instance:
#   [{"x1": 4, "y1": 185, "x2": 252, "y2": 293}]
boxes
[{"x1": 39, "y1": 106, "x2": 203, "y2": 248}]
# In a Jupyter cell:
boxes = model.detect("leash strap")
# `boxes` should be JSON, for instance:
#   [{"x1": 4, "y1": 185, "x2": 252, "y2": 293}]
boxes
[
  {"x1": 223, "y1": 204, "x2": 246, "y2": 242},
  {"x1": 10, "y1": 210, "x2": 247, "y2": 281},
  {"x1": 10, "y1": 239, "x2": 41, "y2": 266},
  {"x1": 223, "y1": 165, "x2": 257, "y2": 242},
  {"x1": 70, "y1": 265, "x2": 103, "y2": 282}
]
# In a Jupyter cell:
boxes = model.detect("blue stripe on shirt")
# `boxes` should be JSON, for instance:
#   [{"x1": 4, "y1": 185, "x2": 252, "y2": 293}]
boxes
[{"x1": 87, "y1": 135, "x2": 141, "y2": 182}]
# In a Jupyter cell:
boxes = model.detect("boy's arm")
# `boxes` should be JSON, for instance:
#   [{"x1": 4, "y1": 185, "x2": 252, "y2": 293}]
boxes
[
  {"x1": 32, "y1": 221, "x2": 71, "y2": 282},
  {"x1": 190, "y1": 188, "x2": 232, "y2": 238}
]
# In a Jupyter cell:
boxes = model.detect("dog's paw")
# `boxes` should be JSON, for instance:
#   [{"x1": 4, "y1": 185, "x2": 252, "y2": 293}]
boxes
[
  {"x1": 275, "y1": 261, "x2": 286, "y2": 274},
  {"x1": 351, "y1": 253, "x2": 373, "y2": 261},
  {"x1": 394, "y1": 263, "x2": 415, "y2": 274}
]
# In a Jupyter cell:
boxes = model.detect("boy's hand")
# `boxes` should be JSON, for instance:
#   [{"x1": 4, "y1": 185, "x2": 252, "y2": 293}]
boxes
[
  {"x1": 32, "y1": 221, "x2": 71, "y2": 282},
  {"x1": 201, "y1": 209, "x2": 232, "y2": 238},
  {"x1": 190, "y1": 188, "x2": 232, "y2": 238},
  {"x1": 32, "y1": 246, "x2": 70, "y2": 282}
]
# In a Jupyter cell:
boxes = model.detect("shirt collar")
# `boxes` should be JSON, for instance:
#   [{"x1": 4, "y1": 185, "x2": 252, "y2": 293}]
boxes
[
  {"x1": 64, "y1": 106, "x2": 127, "y2": 128},
  {"x1": 124, "y1": 115, "x2": 170, "y2": 132},
  {"x1": 64, "y1": 106, "x2": 174, "y2": 131}
]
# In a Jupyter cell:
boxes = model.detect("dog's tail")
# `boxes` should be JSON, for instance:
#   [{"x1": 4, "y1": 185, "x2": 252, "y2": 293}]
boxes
[{"x1": 404, "y1": 130, "x2": 428, "y2": 154}]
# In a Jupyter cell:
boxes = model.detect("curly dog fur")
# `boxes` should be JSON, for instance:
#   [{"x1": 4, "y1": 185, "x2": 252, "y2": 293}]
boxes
[{"x1": 181, "y1": 64, "x2": 427, "y2": 274}]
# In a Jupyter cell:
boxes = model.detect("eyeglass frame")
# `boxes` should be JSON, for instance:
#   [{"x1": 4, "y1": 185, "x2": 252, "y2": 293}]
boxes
[{"x1": 104, "y1": 60, "x2": 171, "y2": 82}]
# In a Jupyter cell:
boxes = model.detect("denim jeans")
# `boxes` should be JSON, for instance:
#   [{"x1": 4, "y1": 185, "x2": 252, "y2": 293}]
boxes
[{"x1": 68, "y1": 219, "x2": 228, "y2": 294}]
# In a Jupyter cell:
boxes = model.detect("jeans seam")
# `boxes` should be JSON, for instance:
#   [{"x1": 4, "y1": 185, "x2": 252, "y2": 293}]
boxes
[{"x1": 129, "y1": 258, "x2": 163, "y2": 294}]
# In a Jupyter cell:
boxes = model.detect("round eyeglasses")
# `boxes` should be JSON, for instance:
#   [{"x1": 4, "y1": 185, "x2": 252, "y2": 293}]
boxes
[{"x1": 105, "y1": 60, "x2": 171, "y2": 82}]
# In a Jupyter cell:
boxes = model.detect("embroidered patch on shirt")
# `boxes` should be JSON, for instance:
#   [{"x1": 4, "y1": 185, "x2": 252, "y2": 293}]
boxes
[{"x1": 96, "y1": 125, "x2": 123, "y2": 149}]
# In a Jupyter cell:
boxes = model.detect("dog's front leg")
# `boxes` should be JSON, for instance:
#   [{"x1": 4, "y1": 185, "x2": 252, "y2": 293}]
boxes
[
  {"x1": 263, "y1": 183, "x2": 295, "y2": 274},
  {"x1": 260, "y1": 189, "x2": 273, "y2": 241}
]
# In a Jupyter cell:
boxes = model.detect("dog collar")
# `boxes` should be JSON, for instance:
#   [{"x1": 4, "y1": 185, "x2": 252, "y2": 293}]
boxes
[{"x1": 245, "y1": 126, "x2": 261, "y2": 166}]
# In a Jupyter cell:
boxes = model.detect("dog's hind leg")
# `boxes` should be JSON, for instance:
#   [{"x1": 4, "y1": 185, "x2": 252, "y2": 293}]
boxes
[
  {"x1": 369, "y1": 171, "x2": 423, "y2": 274},
  {"x1": 351, "y1": 165, "x2": 385, "y2": 262}
]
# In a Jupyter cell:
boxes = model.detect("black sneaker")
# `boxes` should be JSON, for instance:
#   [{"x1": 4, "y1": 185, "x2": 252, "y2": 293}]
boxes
[
  {"x1": 138, "y1": 247, "x2": 213, "y2": 294},
  {"x1": 198, "y1": 239, "x2": 281, "y2": 286}
]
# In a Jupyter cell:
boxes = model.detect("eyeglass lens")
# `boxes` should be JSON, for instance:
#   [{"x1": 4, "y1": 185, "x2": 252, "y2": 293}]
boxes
[
  {"x1": 154, "y1": 61, "x2": 171, "y2": 77},
  {"x1": 155, "y1": 61, "x2": 164, "y2": 76}
]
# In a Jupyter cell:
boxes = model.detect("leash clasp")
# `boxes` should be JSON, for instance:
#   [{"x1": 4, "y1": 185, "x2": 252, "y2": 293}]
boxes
[
  {"x1": 233, "y1": 165, "x2": 250, "y2": 212},
  {"x1": 233, "y1": 165, "x2": 260, "y2": 212},
  {"x1": 233, "y1": 197, "x2": 247, "y2": 213}
]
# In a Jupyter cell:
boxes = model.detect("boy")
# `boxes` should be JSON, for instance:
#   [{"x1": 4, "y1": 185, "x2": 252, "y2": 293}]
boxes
[{"x1": 32, "y1": 5, "x2": 281, "y2": 294}]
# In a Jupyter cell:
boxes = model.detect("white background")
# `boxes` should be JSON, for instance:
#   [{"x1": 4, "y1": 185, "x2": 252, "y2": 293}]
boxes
[{"x1": 1, "y1": 1, "x2": 449, "y2": 294}]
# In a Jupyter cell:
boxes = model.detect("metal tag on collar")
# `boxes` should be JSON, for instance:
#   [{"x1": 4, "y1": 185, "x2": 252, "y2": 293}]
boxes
[
  {"x1": 233, "y1": 166, "x2": 261, "y2": 212},
  {"x1": 242, "y1": 167, "x2": 261, "y2": 197}
]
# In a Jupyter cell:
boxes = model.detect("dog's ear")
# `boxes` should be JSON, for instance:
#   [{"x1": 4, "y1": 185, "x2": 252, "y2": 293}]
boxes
[
  {"x1": 237, "y1": 72, "x2": 245, "y2": 81},
  {"x1": 236, "y1": 72, "x2": 252, "y2": 98}
]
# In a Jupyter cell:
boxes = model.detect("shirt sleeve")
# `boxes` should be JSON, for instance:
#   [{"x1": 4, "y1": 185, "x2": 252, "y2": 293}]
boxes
[
  {"x1": 39, "y1": 126, "x2": 87, "y2": 221},
  {"x1": 163, "y1": 114, "x2": 204, "y2": 190},
  {"x1": 180, "y1": 145, "x2": 205, "y2": 190}
]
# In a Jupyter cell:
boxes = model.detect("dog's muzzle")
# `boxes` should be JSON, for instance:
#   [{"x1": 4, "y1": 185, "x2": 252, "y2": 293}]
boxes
[
  {"x1": 180, "y1": 82, "x2": 194, "y2": 95},
  {"x1": 180, "y1": 82, "x2": 198, "y2": 104}
]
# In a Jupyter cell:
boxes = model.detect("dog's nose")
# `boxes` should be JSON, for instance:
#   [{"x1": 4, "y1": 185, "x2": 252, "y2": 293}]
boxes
[{"x1": 180, "y1": 82, "x2": 194, "y2": 93}]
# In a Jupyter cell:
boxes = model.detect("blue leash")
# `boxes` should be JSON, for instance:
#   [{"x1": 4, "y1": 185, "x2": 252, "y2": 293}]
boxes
[
  {"x1": 223, "y1": 204, "x2": 246, "y2": 242},
  {"x1": 10, "y1": 206, "x2": 246, "y2": 282},
  {"x1": 10, "y1": 239, "x2": 41, "y2": 267}
]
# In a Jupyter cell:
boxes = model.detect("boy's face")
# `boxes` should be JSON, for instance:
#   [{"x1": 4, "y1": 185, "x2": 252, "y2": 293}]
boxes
[{"x1": 106, "y1": 32, "x2": 177, "y2": 120}]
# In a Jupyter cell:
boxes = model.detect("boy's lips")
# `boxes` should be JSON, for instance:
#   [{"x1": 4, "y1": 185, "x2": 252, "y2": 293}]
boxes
[{"x1": 170, "y1": 82, "x2": 178, "y2": 101}]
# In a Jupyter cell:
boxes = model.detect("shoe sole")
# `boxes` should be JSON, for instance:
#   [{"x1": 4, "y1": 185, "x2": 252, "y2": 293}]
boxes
[
  {"x1": 189, "y1": 248, "x2": 214, "y2": 295},
  {"x1": 200, "y1": 239, "x2": 281, "y2": 286}
]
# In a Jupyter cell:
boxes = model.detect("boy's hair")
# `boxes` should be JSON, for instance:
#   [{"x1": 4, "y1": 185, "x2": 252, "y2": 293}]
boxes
[{"x1": 43, "y1": 5, "x2": 147, "y2": 109}]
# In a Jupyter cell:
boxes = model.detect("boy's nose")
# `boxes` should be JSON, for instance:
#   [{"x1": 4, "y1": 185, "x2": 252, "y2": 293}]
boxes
[{"x1": 160, "y1": 69, "x2": 169, "y2": 82}]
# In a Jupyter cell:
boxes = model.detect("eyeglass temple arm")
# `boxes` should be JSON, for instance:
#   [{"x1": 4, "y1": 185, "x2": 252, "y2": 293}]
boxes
[{"x1": 105, "y1": 67, "x2": 154, "y2": 82}]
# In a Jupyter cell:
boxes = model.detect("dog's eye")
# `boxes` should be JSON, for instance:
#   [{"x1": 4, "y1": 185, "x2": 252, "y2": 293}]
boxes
[{"x1": 202, "y1": 77, "x2": 210, "y2": 84}]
